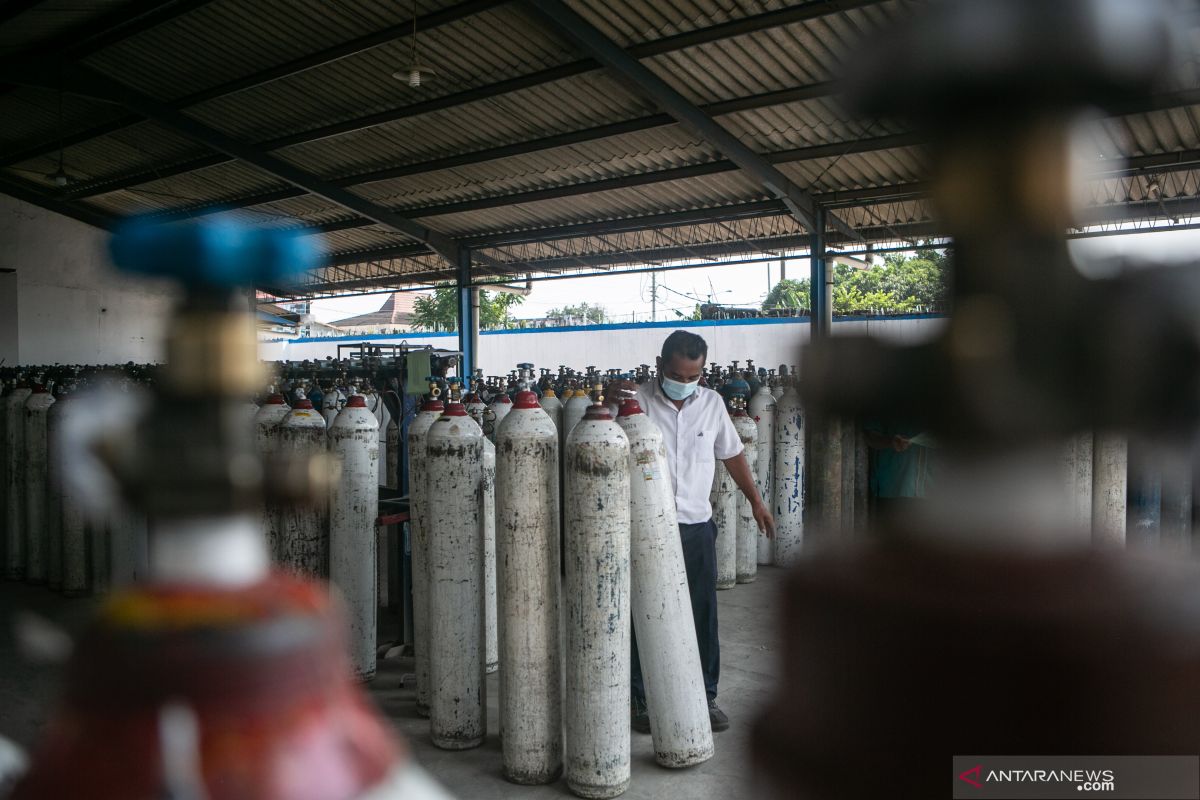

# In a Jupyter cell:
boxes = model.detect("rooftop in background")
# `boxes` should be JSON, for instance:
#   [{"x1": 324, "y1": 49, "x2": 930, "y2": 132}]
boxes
[
  {"x1": 328, "y1": 292, "x2": 420, "y2": 329},
  {"x1": 1, "y1": 0, "x2": 1198, "y2": 296}
]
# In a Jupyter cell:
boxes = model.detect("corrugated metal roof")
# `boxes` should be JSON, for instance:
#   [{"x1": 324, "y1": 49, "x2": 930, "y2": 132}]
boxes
[
  {"x1": 0, "y1": 0, "x2": 129, "y2": 56},
  {"x1": 2, "y1": 0, "x2": 1199, "y2": 292}
]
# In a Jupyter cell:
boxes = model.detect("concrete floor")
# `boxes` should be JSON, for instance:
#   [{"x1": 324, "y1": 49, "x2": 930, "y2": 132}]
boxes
[{"x1": 0, "y1": 566, "x2": 786, "y2": 798}]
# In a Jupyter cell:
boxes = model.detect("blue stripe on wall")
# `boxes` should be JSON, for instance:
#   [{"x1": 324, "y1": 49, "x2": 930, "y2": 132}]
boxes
[{"x1": 270, "y1": 312, "x2": 947, "y2": 345}]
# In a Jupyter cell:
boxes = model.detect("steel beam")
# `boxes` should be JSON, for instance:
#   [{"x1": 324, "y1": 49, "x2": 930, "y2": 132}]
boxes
[
  {"x1": 525, "y1": 0, "x2": 860, "y2": 242},
  {"x1": 9, "y1": 0, "x2": 884, "y2": 182},
  {"x1": 0, "y1": 174, "x2": 117, "y2": 230},
  {"x1": 55, "y1": 66, "x2": 462, "y2": 263},
  {"x1": 105, "y1": 83, "x2": 833, "y2": 207}
]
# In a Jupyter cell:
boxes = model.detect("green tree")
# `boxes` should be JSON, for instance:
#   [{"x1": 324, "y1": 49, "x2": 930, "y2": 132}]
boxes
[
  {"x1": 410, "y1": 286, "x2": 526, "y2": 332},
  {"x1": 673, "y1": 304, "x2": 703, "y2": 321},
  {"x1": 762, "y1": 278, "x2": 811, "y2": 312},
  {"x1": 760, "y1": 249, "x2": 949, "y2": 316},
  {"x1": 546, "y1": 302, "x2": 608, "y2": 325}
]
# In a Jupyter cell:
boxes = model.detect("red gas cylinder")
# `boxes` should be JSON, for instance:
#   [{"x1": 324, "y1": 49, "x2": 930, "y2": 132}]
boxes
[{"x1": 13, "y1": 575, "x2": 406, "y2": 800}]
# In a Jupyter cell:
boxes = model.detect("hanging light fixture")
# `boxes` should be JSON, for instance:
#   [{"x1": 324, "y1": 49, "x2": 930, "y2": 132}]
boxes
[
  {"x1": 45, "y1": 87, "x2": 73, "y2": 188},
  {"x1": 392, "y1": 0, "x2": 436, "y2": 87}
]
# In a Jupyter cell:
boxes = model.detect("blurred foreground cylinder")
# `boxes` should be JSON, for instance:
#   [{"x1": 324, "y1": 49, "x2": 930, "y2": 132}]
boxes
[
  {"x1": 733, "y1": 409, "x2": 758, "y2": 584},
  {"x1": 328, "y1": 394, "x2": 380, "y2": 681},
  {"x1": 407, "y1": 398, "x2": 443, "y2": 718},
  {"x1": 752, "y1": 541, "x2": 1200, "y2": 799},
  {"x1": 55, "y1": 396, "x2": 89, "y2": 597},
  {"x1": 276, "y1": 398, "x2": 328, "y2": 577},
  {"x1": 772, "y1": 385, "x2": 804, "y2": 566},
  {"x1": 1062, "y1": 431, "x2": 1093, "y2": 535},
  {"x1": 749, "y1": 385, "x2": 775, "y2": 565},
  {"x1": 495, "y1": 391, "x2": 562, "y2": 784},
  {"x1": 254, "y1": 394, "x2": 290, "y2": 557},
  {"x1": 1092, "y1": 433, "x2": 1127, "y2": 546},
  {"x1": 711, "y1": 460, "x2": 737, "y2": 590},
  {"x1": 564, "y1": 405, "x2": 631, "y2": 799},
  {"x1": 481, "y1": 437, "x2": 498, "y2": 674},
  {"x1": 24, "y1": 387, "x2": 55, "y2": 584},
  {"x1": 4, "y1": 384, "x2": 31, "y2": 580},
  {"x1": 616, "y1": 401, "x2": 713, "y2": 769},
  {"x1": 109, "y1": 509, "x2": 149, "y2": 588},
  {"x1": 11, "y1": 573, "x2": 455, "y2": 800},
  {"x1": 45, "y1": 397, "x2": 65, "y2": 592},
  {"x1": 425, "y1": 404, "x2": 486, "y2": 750}
]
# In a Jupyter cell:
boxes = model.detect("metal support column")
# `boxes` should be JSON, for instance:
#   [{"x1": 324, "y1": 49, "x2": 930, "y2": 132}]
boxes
[
  {"x1": 809, "y1": 205, "x2": 830, "y2": 338},
  {"x1": 456, "y1": 248, "x2": 476, "y2": 380},
  {"x1": 804, "y1": 205, "x2": 842, "y2": 537}
]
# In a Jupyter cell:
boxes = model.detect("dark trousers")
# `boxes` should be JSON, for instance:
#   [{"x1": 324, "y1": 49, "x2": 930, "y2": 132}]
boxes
[{"x1": 632, "y1": 518, "x2": 720, "y2": 703}]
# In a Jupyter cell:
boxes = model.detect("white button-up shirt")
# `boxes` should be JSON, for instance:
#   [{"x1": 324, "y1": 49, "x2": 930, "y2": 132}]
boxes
[{"x1": 638, "y1": 380, "x2": 743, "y2": 524}]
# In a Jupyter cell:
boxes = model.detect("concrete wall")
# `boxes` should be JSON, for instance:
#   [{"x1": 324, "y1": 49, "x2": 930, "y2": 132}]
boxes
[
  {"x1": 260, "y1": 314, "x2": 946, "y2": 373},
  {"x1": 1, "y1": 195, "x2": 177, "y2": 365}
]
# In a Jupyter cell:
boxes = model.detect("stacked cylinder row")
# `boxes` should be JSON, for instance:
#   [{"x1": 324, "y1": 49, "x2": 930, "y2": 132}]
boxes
[
  {"x1": 406, "y1": 389, "x2": 713, "y2": 799},
  {"x1": 2, "y1": 384, "x2": 150, "y2": 596}
]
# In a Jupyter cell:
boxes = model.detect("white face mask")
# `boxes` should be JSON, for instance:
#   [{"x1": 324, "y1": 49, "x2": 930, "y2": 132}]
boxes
[{"x1": 661, "y1": 374, "x2": 698, "y2": 401}]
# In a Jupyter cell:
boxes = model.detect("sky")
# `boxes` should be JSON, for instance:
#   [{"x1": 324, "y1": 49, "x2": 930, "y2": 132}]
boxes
[{"x1": 309, "y1": 225, "x2": 1200, "y2": 324}]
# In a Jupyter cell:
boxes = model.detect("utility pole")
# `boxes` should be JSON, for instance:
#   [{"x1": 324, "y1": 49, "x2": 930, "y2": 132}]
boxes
[{"x1": 651, "y1": 272, "x2": 657, "y2": 322}]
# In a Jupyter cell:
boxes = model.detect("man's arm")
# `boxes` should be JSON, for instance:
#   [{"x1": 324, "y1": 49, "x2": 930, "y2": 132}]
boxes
[{"x1": 722, "y1": 452, "x2": 776, "y2": 537}]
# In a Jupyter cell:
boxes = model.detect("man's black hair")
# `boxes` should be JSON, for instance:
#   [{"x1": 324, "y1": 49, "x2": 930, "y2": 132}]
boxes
[{"x1": 661, "y1": 330, "x2": 708, "y2": 363}]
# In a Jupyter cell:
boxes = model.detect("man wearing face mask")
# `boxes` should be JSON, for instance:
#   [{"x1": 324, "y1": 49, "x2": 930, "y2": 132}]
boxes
[{"x1": 611, "y1": 330, "x2": 775, "y2": 734}]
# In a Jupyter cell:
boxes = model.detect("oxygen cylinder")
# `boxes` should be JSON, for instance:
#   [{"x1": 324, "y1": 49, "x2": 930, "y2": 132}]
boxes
[
  {"x1": 564, "y1": 404, "x2": 631, "y2": 799},
  {"x1": 254, "y1": 394, "x2": 290, "y2": 558},
  {"x1": 465, "y1": 394, "x2": 488, "y2": 426},
  {"x1": 749, "y1": 385, "x2": 776, "y2": 565},
  {"x1": 481, "y1": 436, "x2": 498, "y2": 675},
  {"x1": 406, "y1": 398, "x2": 443, "y2": 718},
  {"x1": 109, "y1": 509, "x2": 149, "y2": 588},
  {"x1": 321, "y1": 389, "x2": 341, "y2": 428},
  {"x1": 328, "y1": 394, "x2": 380, "y2": 682},
  {"x1": 538, "y1": 387, "x2": 563, "y2": 436},
  {"x1": 616, "y1": 400, "x2": 713, "y2": 769},
  {"x1": 494, "y1": 390, "x2": 562, "y2": 784},
  {"x1": 24, "y1": 387, "x2": 55, "y2": 583},
  {"x1": 733, "y1": 409, "x2": 758, "y2": 584},
  {"x1": 374, "y1": 397, "x2": 393, "y2": 611},
  {"x1": 425, "y1": 403, "x2": 486, "y2": 750},
  {"x1": 562, "y1": 390, "x2": 591, "y2": 441},
  {"x1": 4, "y1": 383, "x2": 31, "y2": 580},
  {"x1": 772, "y1": 385, "x2": 805, "y2": 566},
  {"x1": 276, "y1": 396, "x2": 328, "y2": 577},
  {"x1": 57, "y1": 396, "x2": 88, "y2": 597},
  {"x1": 488, "y1": 393, "x2": 512, "y2": 441},
  {"x1": 710, "y1": 457, "x2": 737, "y2": 591},
  {"x1": 385, "y1": 418, "x2": 399, "y2": 490},
  {"x1": 45, "y1": 396, "x2": 65, "y2": 591},
  {"x1": 91, "y1": 523, "x2": 110, "y2": 594}
]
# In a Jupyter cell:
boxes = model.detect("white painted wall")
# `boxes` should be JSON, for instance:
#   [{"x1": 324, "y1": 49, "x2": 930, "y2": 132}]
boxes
[
  {"x1": 260, "y1": 315, "x2": 946, "y2": 375},
  {"x1": 1, "y1": 195, "x2": 177, "y2": 365}
]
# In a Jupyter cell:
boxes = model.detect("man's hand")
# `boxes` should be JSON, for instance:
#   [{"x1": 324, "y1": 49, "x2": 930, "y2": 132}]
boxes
[
  {"x1": 891, "y1": 435, "x2": 911, "y2": 452},
  {"x1": 752, "y1": 499, "x2": 776, "y2": 538},
  {"x1": 608, "y1": 378, "x2": 640, "y2": 401}
]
